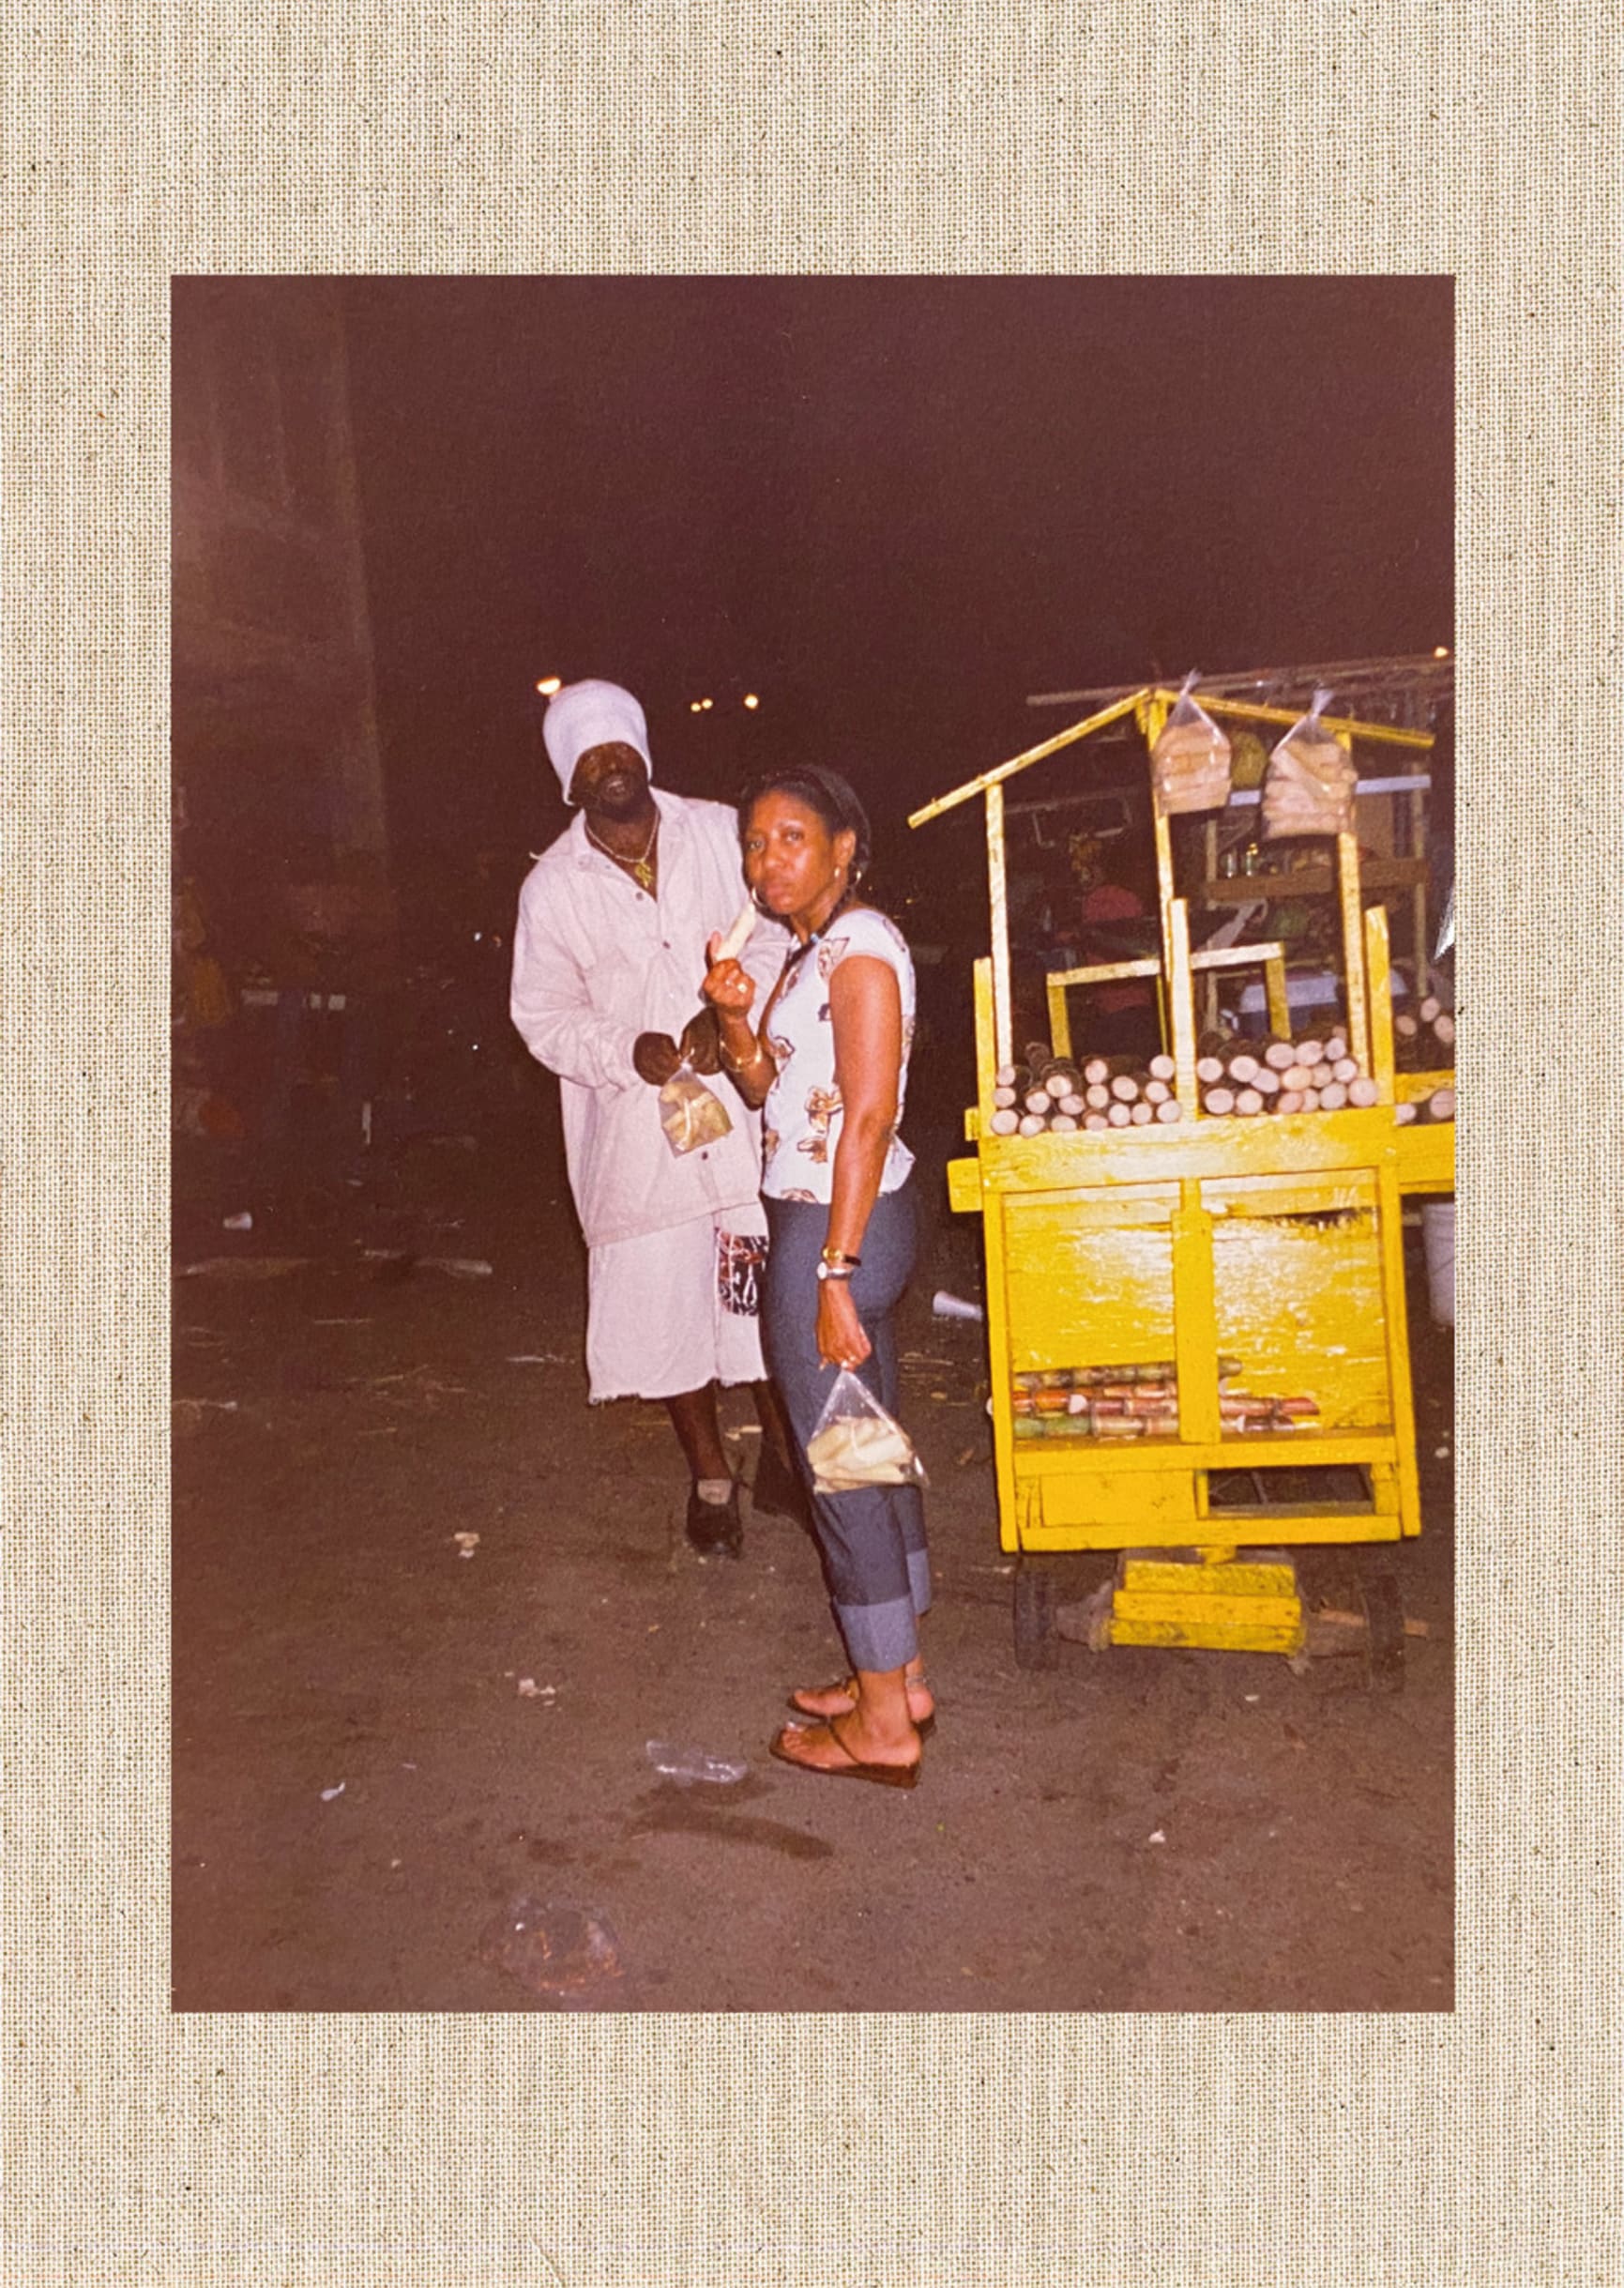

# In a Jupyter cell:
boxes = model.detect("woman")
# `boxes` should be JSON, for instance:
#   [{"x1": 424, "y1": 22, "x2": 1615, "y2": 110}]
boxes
[{"x1": 702, "y1": 766, "x2": 932, "y2": 1789}]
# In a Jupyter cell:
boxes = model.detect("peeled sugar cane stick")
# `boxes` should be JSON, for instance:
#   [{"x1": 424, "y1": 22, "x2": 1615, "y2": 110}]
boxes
[
  {"x1": 1148, "y1": 1053, "x2": 1176, "y2": 1081},
  {"x1": 1083, "y1": 1110, "x2": 1110, "y2": 1132},
  {"x1": 1234, "y1": 1087, "x2": 1264, "y2": 1116},
  {"x1": 1394, "y1": 1099, "x2": 1418, "y2": 1125},
  {"x1": 1109, "y1": 1073, "x2": 1140, "y2": 1103},
  {"x1": 1419, "y1": 996, "x2": 1441, "y2": 1024},
  {"x1": 1331, "y1": 1057, "x2": 1359, "y2": 1084},
  {"x1": 989, "y1": 1107, "x2": 1021, "y2": 1135},
  {"x1": 1050, "y1": 1113, "x2": 1079, "y2": 1134},
  {"x1": 1432, "y1": 1013, "x2": 1456, "y2": 1050},
  {"x1": 1428, "y1": 1087, "x2": 1457, "y2": 1122},
  {"x1": 1282, "y1": 1063, "x2": 1313, "y2": 1091},
  {"x1": 1311, "y1": 1062, "x2": 1334, "y2": 1089},
  {"x1": 1196, "y1": 1054, "x2": 1226, "y2": 1085},
  {"x1": 1322, "y1": 1033, "x2": 1349, "y2": 1064},
  {"x1": 1018, "y1": 1112, "x2": 1048, "y2": 1137},
  {"x1": 1264, "y1": 1038, "x2": 1298, "y2": 1071},
  {"x1": 709, "y1": 898, "x2": 758, "y2": 967},
  {"x1": 1085, "y1": 1082, "x2": 1112, "y2": 1110},
  {"x1": 993, "y1": 1085, "x2": 1020, "y2": 1108},
  {"x1": 1130, "y1": 1100, "x2": 1154, "y2": 1124},
  {"x1": 1155, "y1": 1097, "x2": 1184, "y2": 1123},
  {"x1": 1057, "y1": 1091, "x2": 1086, "y2": 1116},
  {"x1": 1252, "y1": 1065, "x2": 1282, "y2": 1097},
  {"x1": 1278, "y1": 1089, "x2": 1306, "y2": 1115},
  {"x1": 994, "y1": 1063, "x2": 1023, "y2": 1090},
  {"x1": 1393, "y1": 1013, "x2": 1419, "y2": 1041},
  {"x1": 1024, "y1": 1088, "x2": 1053, "y2": 1114},
  {"x1": 1044, "y1": 1068, "x2": 1081, "y2": 1100},
  {"x1": 1300, "y1": 1087, "x2": 1322, "y2": 1111},
  {"x1": 1106, "y1": 1102, "x2": 1132, "y2": 1127},
  {"x1": 1296, "y1": 1036, "x2": 1325, "y2": 1066},
  {"x1": 1083, "y1": 1056, "x2": 1111, "y2": 1085},
  {"x1": 1204, "y1": 1086, "x2": 1236, "y2": 1116},
  {"x1": 1226, "y1": 1050, "x2": 1261, "y2": 1084},
  {"x1": 1347, "y1": 1076, "x2": 1380, "y2": 1107},
  {"x1": 1318, "y1": 1081, "x2": 1349, "y2": 1111},
  {"x1": 1144, "y1": 1077, "x2": 1172, "y2": 1105}
]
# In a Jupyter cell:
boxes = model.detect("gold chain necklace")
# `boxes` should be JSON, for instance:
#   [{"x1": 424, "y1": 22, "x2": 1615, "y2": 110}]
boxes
[{"x1": 584, "y1": 811, "x2": 660, "y2": 892}]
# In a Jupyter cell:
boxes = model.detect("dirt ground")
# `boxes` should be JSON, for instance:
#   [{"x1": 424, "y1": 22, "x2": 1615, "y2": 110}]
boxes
[{"x1": 172, "y1": 1105, "x2": 1454, "y2": 2014}]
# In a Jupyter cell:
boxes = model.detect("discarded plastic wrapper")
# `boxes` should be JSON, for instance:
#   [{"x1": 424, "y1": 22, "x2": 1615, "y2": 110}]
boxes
[
  {"x1": 645, "y1": 1739, "x2": 749, "y2": 1786},
  {"x1": 481, "y1": 1897, "x2": 623, "y2": 1998},
  {"x1": 1262, "y1": 688, "x2": 1357, "y2": 839},
  {"x1": 658, "y1": 1060, "x2": 734, "y2": 1156},
  {"x1": 932, "y1": 1289, "x2": 984, "y2": 1323},
  {"x1": 1151, "y1": 672, "x2": 1232, "y2": 816},
  {"x1": 805, "y1": 1368, "x2": 928, "y2": 1495}
]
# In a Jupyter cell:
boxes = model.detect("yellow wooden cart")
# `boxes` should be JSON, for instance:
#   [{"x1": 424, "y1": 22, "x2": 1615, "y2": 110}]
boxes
[{"x1": 911, "y1": 688, "x2": 1455, "y2": 1676}]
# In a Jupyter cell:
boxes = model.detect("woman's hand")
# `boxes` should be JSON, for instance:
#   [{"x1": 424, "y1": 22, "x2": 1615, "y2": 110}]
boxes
[
  {"x1": 701, "y1": 942, "x2": 756, "y2": 1018},
  {"x1": 816, "y1": 1277, "x2": 872, "y2": 1370}
]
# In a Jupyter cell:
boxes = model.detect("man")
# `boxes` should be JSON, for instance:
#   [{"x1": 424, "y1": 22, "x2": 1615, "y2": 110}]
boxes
[{"x1": 509, "y1": 678, "x2": 807, "y2": 1558}]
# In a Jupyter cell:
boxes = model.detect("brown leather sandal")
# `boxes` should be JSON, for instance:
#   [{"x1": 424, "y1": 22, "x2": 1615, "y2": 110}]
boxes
[
  {"x1": 769, "y1": 1715, "x2": 921, "y2": 1791},
  {"x1": 786, "y1": 1675, "x2": 936, "y2": 1739}
]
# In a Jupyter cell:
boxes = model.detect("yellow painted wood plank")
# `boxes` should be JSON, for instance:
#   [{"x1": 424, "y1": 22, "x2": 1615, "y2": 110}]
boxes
[
  {"x1": 1021, "y1": 1513, "x2": 1403, "y2": 1549},
  {"x1": 906, "y1": 688, "x2": 1149, "y2": 826},
  {"x1": 1173, "y1": 1176, "x2": 1222, "y2": 1442},
  {"x1": 987, "y1": 784, "x2": 1012, "y2": 1071},
  {"x1": 1108, "y1": 1617, "x2": 1306, "y2": 1653},
  {"x1": 1337, "y1": 818, "x2": 1372, "y2": 1075},
  {"x1": 1121, "y1": 1555, "x2": 1298, "y2": 1596},
  {"x1": 1148, "y1": 687, "x2": 1434, "y2": 750}
]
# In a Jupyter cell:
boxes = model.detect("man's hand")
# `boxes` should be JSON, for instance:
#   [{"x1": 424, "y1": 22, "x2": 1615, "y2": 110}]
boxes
[
  {"x1": 632, "y1": 1031, "x2": 683, "y2": 1086},
  {"x1": 678, "y1": 1006, "x2": 723, "y2": 1075}
]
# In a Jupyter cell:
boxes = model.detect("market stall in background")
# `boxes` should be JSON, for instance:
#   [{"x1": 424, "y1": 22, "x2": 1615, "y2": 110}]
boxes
[{"x1": 911, "y1": 659, "x2": 1455, "y2": 1683}]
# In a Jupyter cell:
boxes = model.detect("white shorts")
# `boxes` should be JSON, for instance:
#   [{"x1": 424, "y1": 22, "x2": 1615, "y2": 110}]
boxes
[{"x1": 585, "y1": 1202, "x2": 768, "y2": 1403}]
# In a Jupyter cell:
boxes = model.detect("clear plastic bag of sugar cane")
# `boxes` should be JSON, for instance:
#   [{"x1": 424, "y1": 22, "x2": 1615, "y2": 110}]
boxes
[
  {"x1": 805, "y1": 1369, "x2": 928, "y2": 1496},
  {"x1": 1150, "y1": 672, "x2": 1233, "y2": 816},
  {"x1": 1262, "y1": 687, "x2": 1358, "y2": 839}
]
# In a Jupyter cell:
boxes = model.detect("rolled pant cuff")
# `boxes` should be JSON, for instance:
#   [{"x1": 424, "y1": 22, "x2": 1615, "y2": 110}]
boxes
[{"x1": 835, "y1": 1594, "x2": 918, "y2": 1675}]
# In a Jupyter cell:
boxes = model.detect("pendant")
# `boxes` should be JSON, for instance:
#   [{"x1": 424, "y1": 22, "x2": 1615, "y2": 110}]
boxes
[{"x1": 632, "y1": 861, "x2": 654, "y2": 892}]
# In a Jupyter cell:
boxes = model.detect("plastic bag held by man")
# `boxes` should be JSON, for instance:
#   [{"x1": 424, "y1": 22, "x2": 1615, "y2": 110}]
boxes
[
  {"x1": 658, "y1": 1062, "x2": 734, "y2": 1156},
  {"x1": 805, "y1": 1369, "x2": 928, "y2": 1496},
  {"x1": 1150, "y1": 673, "x2": 1233, "y2": 816},
  {"x1": 1262, "y1": 687, "x2": 1358, "y2": 839}
]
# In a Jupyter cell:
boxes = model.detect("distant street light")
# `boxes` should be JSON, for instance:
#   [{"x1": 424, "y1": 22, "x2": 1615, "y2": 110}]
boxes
[
  {"x1": 536, "y1": 676, "x2": 563, "y2": 695},
  {"x1": 743, "y1": 694, "x2": 760, "y2": 709},
  {"x1": 700, "y1": 697, "x2": 714, "y2": 710},
  {"x1": 1433, "y1": 647, "x2": 1449, "y2": 660},
  {"x1": 690, "y1": 700, "x2": 703, "y2": 713}
]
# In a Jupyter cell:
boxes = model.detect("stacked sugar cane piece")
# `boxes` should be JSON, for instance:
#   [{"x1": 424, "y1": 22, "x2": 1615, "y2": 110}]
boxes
[
  {"x1": 1389, "y1": 987, "x2": 1457, "y2": 1126},
  {"x1": 1193, "y1": 1027, "x2": 1380, "y2": 1118},
  {"x1": 1010, "y1": 1358, "x2": 1322, "y2": 1441},
  {"x1": 989, "y1": 1043, "x2": 1184, "y2": 1136}
]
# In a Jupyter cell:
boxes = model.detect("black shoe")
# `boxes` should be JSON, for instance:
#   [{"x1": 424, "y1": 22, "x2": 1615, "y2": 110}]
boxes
[
  {"x1": 751, "y1": 1438, "x2": 815, "y2": 1532},
  {"x1": 685, "y1": 1480, "x2": 744, "y2": 1559}
]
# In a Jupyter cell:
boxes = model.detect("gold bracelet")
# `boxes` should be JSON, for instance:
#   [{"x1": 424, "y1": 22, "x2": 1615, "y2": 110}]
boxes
[{"x1": 719, "y1": 1035, "x2": 767, "y2": 1077}]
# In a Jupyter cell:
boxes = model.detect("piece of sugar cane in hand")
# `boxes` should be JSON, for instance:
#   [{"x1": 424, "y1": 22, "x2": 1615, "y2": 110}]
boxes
[{"x1": 709, "y1": 898, "x2": 757, "y2": 965}]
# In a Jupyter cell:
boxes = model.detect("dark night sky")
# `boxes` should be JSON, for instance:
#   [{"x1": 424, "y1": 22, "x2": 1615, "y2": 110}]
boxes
[{"x1": 340, "y1": 276, "x2": 1453, "y2": 894}]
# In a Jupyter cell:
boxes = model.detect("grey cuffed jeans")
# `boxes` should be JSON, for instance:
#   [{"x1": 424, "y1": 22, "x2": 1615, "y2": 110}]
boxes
[{"x1": 762, "y1": 1182, "x2": 930, "y2": 1673}]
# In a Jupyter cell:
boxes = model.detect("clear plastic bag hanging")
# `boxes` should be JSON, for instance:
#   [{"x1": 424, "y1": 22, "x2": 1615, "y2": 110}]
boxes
[
  {"x1": 805, "y1": 1367, "x2": 928, "y2": 1495},
  {"x1": 658, "y1": 1060, "x2": 734, "y2": 1156},
  {"x1": 1150, "y1": 672, "x2": 1233, "y2": 816}
]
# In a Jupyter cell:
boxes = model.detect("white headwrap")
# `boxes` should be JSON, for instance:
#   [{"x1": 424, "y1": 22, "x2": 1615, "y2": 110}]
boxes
[{"x1": 542, "y1": 679, "x2": 654, "y2": 804}]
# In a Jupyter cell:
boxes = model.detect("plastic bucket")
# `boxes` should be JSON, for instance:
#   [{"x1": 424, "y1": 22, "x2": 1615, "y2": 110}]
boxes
[{"x1": 1421, "y1": 1199, "x2": 1455, "y2": 1330}]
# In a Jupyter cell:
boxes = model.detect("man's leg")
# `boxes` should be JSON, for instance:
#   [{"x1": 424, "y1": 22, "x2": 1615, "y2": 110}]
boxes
[
  {"x1": 664, "y1": 1383, "x2": 730, "y2": 1481},
  {"x1": 748, "y1": 1378, "x2": 816, "y2": 1530}
]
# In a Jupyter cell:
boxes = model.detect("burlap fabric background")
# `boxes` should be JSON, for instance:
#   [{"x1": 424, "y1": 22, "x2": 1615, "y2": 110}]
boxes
[{"x1": 4, "y1": 5, "x2": 1618, "y2": 2282}]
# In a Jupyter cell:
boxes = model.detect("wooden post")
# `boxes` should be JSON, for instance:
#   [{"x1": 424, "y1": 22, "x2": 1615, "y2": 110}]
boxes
[
  {"x1": 1409, "y1": 786, "x2": 1430, "y2": 1000},
  {"x1": 1335, "y1": 801, "x2": 1372, "y2": 1075},
  {"x1": 1364, "y1": 904, "x2": 1396, "y2": 1103},
  {"x1": 1168, "y1": 896, "x2": 1199, "y2": 1111},
  {"x1": 986, "y1": 782, "x2": 1013, "y2": 1071}
]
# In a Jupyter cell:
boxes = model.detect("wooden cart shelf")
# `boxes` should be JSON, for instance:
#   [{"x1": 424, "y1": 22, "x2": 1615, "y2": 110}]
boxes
[{"x1": 1201, "y1": 856, "x2": 1428, "y2": 904}]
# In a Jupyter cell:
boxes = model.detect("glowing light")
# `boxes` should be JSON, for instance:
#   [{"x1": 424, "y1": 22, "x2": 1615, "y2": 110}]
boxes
[
  {"x1": 536, "y1": 676, "x2": 563, "y2": 695},
  {"x1": 1433, "y1": 647, "x2": 1449, "y2": 660},
  {"x1": 743, "y1": 694, "x2": 760, "y2": 709},
  {"x1": 690, "y1": 700, "x2": 703, "y2": 712},
  {"x1": 700, "y1": 697, "x2": 714, "y2": 710}
]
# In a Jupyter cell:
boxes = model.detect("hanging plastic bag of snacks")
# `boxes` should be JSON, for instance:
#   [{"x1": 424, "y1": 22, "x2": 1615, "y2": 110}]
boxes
[
  {"x1": 805, "y1": 1369, "x2": 928, "y2": 1495},
  {"x1": 658, "y1": 1061, "x2": 735, "y2": 1157},
  {"x1": 1262, "y1": 687, "x2": 1358, "y2": 839},
  {"x1": 1150, "y1": 672, "x2": 1233, "y2": 816}
]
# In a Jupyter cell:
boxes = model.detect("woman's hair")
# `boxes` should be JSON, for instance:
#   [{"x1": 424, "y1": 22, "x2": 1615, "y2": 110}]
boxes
[{"x1": 736, "y1": 765, "x2": 873, "y2": 877}]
